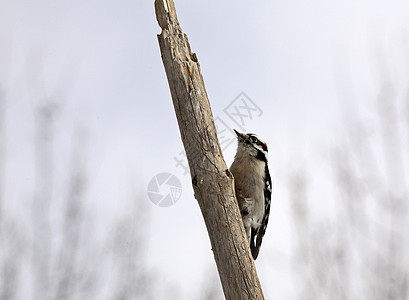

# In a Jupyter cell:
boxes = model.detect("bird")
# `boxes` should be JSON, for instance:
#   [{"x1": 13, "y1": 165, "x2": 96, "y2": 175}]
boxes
[{"x1": 230, "y1": 129, "x2": 271, "y2": 260}]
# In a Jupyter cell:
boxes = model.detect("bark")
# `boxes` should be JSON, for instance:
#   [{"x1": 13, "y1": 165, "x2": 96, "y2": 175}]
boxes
[{"x1": 154, "y1": 1, "x2": 264, "y2": 299}]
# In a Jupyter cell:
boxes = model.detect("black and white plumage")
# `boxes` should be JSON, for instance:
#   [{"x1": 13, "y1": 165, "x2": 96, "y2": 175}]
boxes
[{"x1": 230, "y1": 129, "x2": 271, "y2": 260}]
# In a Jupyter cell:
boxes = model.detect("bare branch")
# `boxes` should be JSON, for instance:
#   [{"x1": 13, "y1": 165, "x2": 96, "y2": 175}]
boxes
[{"x1": 154, "y1": 0, "x2": 264, "y2": 298}]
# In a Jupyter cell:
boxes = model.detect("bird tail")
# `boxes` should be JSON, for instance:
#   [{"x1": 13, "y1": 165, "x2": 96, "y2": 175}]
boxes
[{"x1": 250, "y1": 228, "x2": 261, "y2": 260}]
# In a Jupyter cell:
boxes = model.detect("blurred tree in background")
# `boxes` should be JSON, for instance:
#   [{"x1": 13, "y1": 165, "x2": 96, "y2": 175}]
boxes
[
  {"x1": 0, "y1": 49, "x2": 159, "y2": 299},
  {"x1": 290, "y1": 37, "x2": 409, "y2": 299}
]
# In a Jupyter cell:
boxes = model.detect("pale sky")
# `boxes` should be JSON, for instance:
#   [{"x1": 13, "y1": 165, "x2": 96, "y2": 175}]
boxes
[{"x1": 1, "y1": 0, "x2": 409, "y2": 299}]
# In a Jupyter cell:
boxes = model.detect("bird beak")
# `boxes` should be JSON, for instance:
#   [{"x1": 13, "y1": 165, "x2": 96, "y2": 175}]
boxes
[
  {"x1": 234, "y1": 129, "x2": 248, "y2": 141},
  {"x1": 233, "y1": 129, "x2": 242, "y2": 137}
]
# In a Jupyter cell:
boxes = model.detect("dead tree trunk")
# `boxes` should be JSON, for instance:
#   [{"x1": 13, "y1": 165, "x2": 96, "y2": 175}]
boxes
[{"x1": 154, "y1": 1, "x2": 264, "y2": 299}]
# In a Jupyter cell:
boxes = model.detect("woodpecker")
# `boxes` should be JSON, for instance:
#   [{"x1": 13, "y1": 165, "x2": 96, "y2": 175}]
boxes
[{"x1": 230, "y1": 129, "x2": 271, "y2": 260}]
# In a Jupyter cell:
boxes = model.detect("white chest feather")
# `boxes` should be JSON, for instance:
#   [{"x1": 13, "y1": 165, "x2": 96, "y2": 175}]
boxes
[{"x1": 230, "y1": 153, "x2": 266, "y2": 226}]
